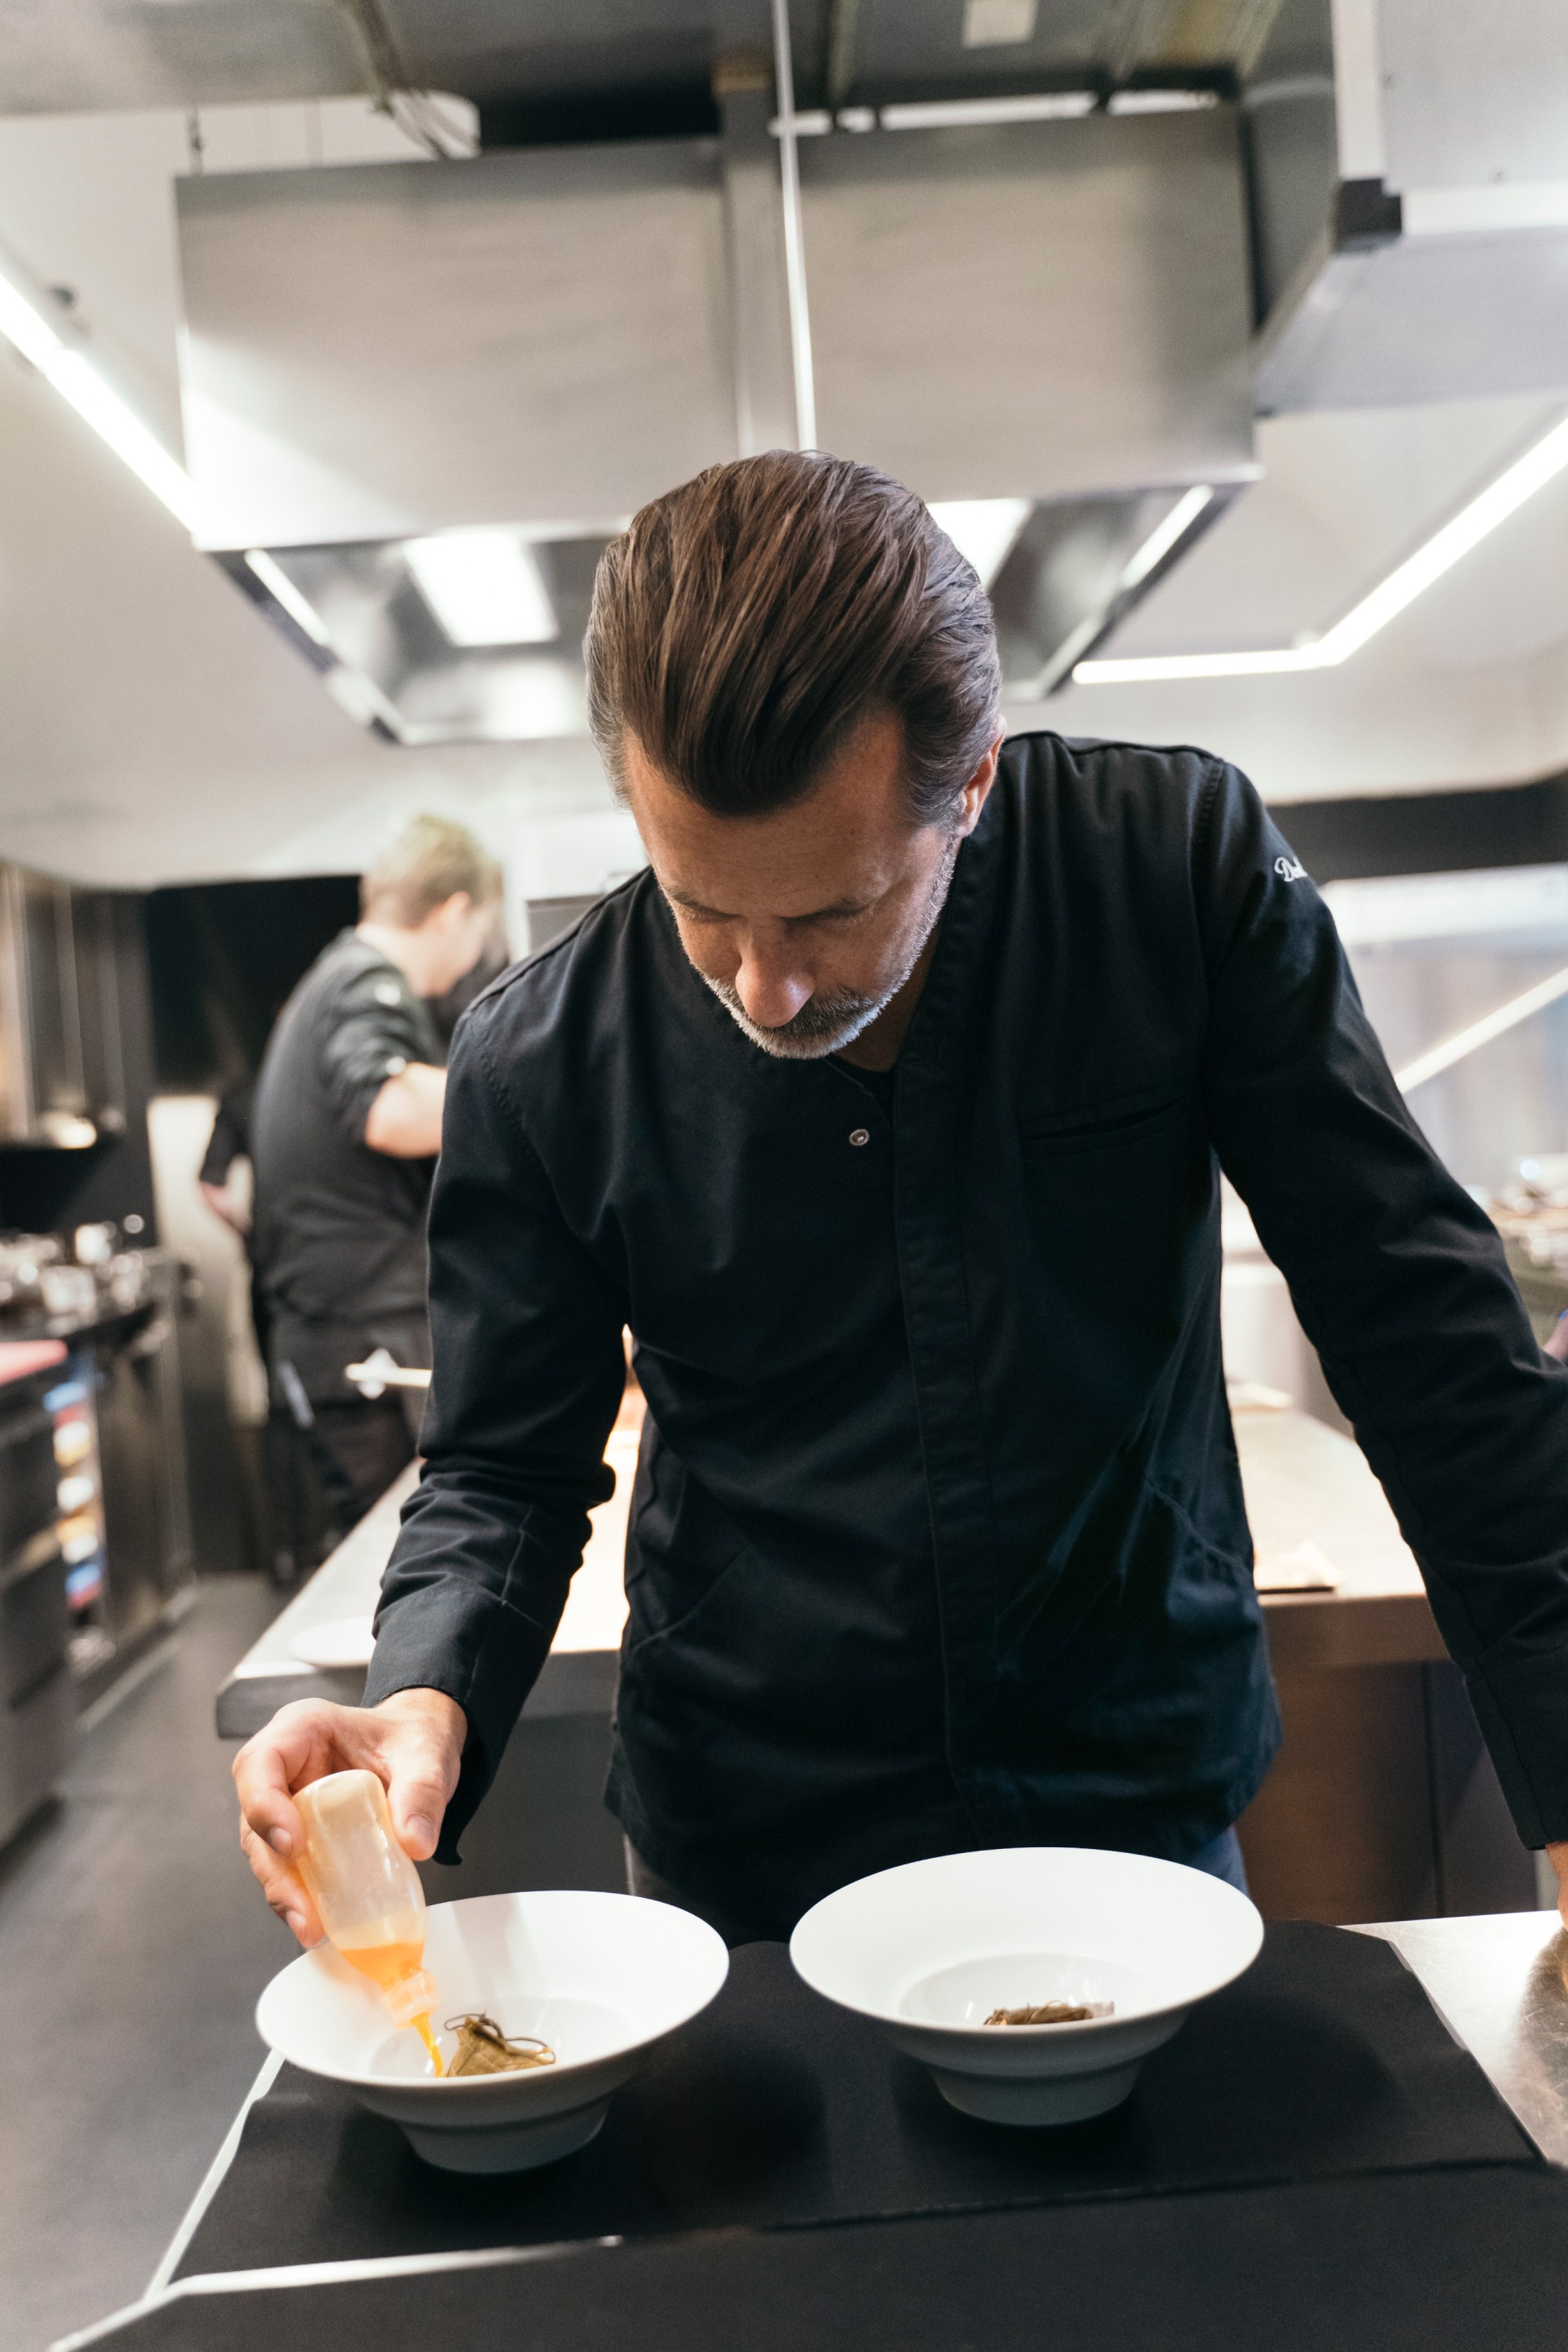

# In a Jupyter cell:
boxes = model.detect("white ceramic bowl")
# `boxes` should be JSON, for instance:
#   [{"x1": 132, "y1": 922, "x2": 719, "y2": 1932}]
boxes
[
  {"x1": 790, "y1": 1847, "x2": 1263, "y2": 2126},
  {"x1": 256, "y1": 1890, "x2": 729, "y2": 2173}
]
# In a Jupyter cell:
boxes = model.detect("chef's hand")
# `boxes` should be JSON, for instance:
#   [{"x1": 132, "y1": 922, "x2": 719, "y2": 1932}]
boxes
[
  {"x1": 1548, "y1": 1840, "x2": 1568, "y2": 1929},
  {"x1": 234, "y1": 1688, "x2": 466, "y2": 1947}
]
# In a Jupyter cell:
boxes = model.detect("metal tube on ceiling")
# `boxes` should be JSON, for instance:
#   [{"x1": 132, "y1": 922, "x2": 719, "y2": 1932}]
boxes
[{"x1": 770, "y1": 0, "x2": 817, "y2": 451}]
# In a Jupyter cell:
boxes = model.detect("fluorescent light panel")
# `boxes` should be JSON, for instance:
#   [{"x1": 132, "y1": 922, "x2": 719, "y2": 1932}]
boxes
[
  {"x1": 0, "y1": 259, "x2": 195, "y2": 527},
  {"x1": 1107, "y1": 89, "x2": 1219, "y2": 114},
  {"x1": 1076, "y1": 412, "x2": 1568, "y2": 686},
  {"x1": 928, "y1": 497, "x2": 1031, "y2": 587},
  {"x1": 403, "y1": 530, "x2": 559, "y2": 647},
  {"x1": 1394, "y1": 962, "x2": 1568, "y2": 1094}
]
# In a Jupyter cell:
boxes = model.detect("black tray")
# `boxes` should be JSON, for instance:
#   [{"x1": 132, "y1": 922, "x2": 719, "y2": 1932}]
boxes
[{"x1": 176, "y1": 1920, "x2": 1537, "y2": 2279}]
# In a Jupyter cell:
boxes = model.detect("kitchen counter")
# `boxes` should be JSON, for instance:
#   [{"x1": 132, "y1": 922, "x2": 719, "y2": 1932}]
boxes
[
  {"x1": 1359, "y1": 1909, "x2": 1568, "y2": 2163},
  {"x1": 56, "y1": 1909, "x2": 1568, "y2": 2352},
  {"x1": 214, "y1": 1413, "x2": 641, "y2": 1741},
  {"x1": 216, "y1": 1402, "x2": 1532, "y2": 1924},
  {"x1": 216, "y1": 1404, "x2": 1432, "y2": 1739}
]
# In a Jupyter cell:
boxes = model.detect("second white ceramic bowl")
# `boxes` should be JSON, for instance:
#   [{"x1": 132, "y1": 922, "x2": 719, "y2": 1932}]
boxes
[
  {"x1": 790, "y1": 1846, "x2": 1263, "y2": 2125},
  {"x1": 256, "y1": 1889, "x2": 729, "y2": 2172}
]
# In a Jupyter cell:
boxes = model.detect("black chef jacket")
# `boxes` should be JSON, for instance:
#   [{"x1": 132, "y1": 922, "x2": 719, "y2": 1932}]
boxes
[
  {"x1": 364, "y1": 734, "x2": 1568, "y2": 1934},
  {"x1": 252, "y1": 932, "x2": 442, "y2": 1404}
]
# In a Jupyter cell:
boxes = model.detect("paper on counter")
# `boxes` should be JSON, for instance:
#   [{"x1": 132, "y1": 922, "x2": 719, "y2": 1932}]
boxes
[{"x1": 1253, "y1": 1539, "x2": 1339, "y2": 1592}]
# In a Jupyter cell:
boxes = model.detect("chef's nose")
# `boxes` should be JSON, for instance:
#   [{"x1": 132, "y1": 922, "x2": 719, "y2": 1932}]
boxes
[{"x1": 733, "y1": 938, "x2": 814, "y2": 1032}]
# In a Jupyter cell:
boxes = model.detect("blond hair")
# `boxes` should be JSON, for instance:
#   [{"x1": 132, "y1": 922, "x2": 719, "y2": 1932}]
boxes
[{"x1": 359, "y1": 815, "x2": 501, "y2": 927}]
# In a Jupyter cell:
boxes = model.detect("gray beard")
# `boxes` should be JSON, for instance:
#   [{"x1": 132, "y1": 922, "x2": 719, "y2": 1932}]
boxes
[{"x1": 701, "y1": 831, "x2": 960, "y2": 1062}]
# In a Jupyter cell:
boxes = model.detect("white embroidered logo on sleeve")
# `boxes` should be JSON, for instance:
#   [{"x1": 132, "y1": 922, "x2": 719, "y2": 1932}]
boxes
[{"x1": 1273, "y1": 855, "x2": 1307, "y2": 883}]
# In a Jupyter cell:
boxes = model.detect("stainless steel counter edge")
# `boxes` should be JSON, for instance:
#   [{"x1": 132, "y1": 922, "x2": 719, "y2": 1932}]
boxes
[
  {"x1": 215, "y1": 1646, "x2": 619, "y2": 1740},
  {"x1": 1355, "y1": 1909, "x2": 1568, "y2": 2165}
]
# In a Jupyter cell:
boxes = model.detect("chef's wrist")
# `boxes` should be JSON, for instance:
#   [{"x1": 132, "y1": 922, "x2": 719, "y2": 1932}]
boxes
[
  {"x1": 1542, "y1": 1843, "x2": 1568, "y2": 1919},
  {"x1": 374, "y1": 1686, "x2": 467, "y2": 1752}
]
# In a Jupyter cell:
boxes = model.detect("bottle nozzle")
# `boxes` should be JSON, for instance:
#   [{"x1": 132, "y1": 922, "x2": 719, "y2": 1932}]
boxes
[{"x1": 381, "y1": 1968, "x2": 439, "y2": 2028}]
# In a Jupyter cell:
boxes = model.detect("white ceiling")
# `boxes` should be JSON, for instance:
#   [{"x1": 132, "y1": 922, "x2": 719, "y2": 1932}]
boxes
[{"x1": 4, "y1": 100, "x2": 1568, "y2": 885}]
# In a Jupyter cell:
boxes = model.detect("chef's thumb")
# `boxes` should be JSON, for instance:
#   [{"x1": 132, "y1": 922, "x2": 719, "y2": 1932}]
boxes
[{"x1": 390, "y1": 1769, "x2": 448, "y2": 1861}]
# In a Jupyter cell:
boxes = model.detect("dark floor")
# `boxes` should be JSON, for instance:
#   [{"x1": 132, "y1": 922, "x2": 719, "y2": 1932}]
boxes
[{"x1": 0, "y1": 1576, "x2": 291, "y2": 2352}]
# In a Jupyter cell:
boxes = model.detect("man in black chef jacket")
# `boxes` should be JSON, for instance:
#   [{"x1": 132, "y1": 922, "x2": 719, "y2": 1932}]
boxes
[
  {"x1": 249, "y1": 816, "x2": 500, "y2": 1534},
  {"x1": 237, "y1": 452, "x2": 1568, "y2": 1944}
]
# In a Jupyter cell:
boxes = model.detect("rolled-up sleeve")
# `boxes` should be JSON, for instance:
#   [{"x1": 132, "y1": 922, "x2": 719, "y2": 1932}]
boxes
[
  {"x1": 318, "y1": 970, "x2": 434, "y2": 1145},
  {"x1": 361, "y1": 1002, "x2": 626, "y2": 1857},
  {"x1": 1196, "y1": 760, "x2": 1568, "y2": 1846}
]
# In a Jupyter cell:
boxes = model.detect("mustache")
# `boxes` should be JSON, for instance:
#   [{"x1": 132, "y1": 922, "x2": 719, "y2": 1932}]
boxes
[{"x1": 701, "y1": 975, "x2": 880, "y2": 1058}]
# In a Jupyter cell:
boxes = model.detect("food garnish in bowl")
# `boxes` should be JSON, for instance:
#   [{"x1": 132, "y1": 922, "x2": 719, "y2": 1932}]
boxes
[
  {"x1": 984, "y1": 2001, "x2": 1114, "y2": 2025},
  {"x1": 446, "y1": 2013, "x2": 557, "y2": 2077}
]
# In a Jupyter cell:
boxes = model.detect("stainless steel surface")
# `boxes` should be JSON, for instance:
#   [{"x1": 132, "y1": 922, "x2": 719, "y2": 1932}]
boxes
[
  {"x1": 1359, "y1": 1910, "x2": 1568, "y2": 2164},
  {"x1": 718, "y1": 82, "x2": 800, "y2": 458},
  {"x1": 93, "y1": 1254, "x2": 195, "y2": 1659},
  {"x1": 1254, "y1": 2, "x2": 1568, "y2": 412},
  {"x1": 801, "y1": 109, "x2": 1255, "y2": 504},
  {"x1": 771, "y1": 0, "x2": 817, "y2": 452},
  {"x1": 0, "y1": 866, "x2": 134, "y2": 1147},
  {"x1": 176, "y1": 148, "x2": 741, "y2": 551},
  {"x1": 178, "y1": 109, "x2": 1254, "y2": 557},
  {"x1": 0, "y1": 0, "x2": 1291, "y2": 120},
  {"x1": 1255, "y1": 229, "x2": 1568, "y2": 413}
]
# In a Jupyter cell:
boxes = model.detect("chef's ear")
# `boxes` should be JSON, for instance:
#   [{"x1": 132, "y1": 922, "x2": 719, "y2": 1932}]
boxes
[{"x1": 951, "y1": 734, "x2": 1004, "y2": 840}]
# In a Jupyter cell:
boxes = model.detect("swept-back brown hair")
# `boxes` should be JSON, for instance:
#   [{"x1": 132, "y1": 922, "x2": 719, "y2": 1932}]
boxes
[{"x1": 585, "y1": 451, "x2": 1001, "y2": 824}]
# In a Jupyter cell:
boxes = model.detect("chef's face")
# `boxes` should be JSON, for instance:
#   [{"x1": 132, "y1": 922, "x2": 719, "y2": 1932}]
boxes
[{"x1": 621, "y1": 711, "x2": 998, "y2": 1059}]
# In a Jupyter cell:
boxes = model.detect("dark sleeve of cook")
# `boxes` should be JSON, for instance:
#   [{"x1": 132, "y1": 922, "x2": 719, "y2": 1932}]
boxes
[
  {"x1": 198, "y1": 1078, "x2": 254, "y2": 1186},
  {"x1": 1196, "y1": 760, "x2": 1568, "y2": 1848},
  {"x1": 360, "y1": 1000, "x2": 626, "y2": 1859},
  {"x1": 318, "y1": 967, "x2": 439, "y2": 1132}
]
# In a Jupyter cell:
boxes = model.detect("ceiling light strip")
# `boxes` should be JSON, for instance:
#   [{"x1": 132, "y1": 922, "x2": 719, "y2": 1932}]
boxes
[
  {"x1": 0, "y1": 247, "x2": 196, "y2": 528},
  {"x1": 771, "y1": 0, "x2": 818, "y2": 451},
  {"x1": 1074, "y1": 412, "x2": 1568, "y2": 687},
  {"x1": 1117, "y1": 485, "x2": 1214, "y2": 592},
  {"x1": 1393, "y1": 963, "x2": 1568, "y2": 1094},
  {"x1": 244, "y1": 550, "x2": 332, "y2": 647},
  {"x1": 880, "y1": 93, "x2": 1097, "y2": 130}
]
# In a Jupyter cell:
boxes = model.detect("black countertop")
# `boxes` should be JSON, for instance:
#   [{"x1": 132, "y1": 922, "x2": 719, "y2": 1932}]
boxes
[{"x1": 65, "y1": 1922, "x2": 1568, "y2": 2352}]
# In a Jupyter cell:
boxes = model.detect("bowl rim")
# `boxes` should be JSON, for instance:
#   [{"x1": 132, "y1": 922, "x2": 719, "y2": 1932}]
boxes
[
  {"x1": 255, "y1": 1887, "x2": 731, "y2": 2094},
  {"x1": 787, "y1": 1845, "x2": 1263, "y2": 2041}
]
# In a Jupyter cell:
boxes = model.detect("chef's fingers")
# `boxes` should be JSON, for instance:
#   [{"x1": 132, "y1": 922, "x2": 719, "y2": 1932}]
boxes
[
  {"x1": 238, "y1": 1814, "x2": 322, "y2": 1946},
  {"x1": 232, "y1": 1697, "x2": 359, "y2": 1864}
]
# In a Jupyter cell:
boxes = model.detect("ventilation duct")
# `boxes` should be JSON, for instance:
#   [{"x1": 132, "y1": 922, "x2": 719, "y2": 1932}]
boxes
[
  {"x1": 174, "y1": 101, "x2": 1255, "y2": 739},
  {"x1": 1250, "y1": 0, "x2": 1568, "y2": 412}
]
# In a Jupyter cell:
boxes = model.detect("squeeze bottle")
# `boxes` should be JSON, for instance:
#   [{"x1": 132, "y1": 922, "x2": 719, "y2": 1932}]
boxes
[{"x1": 293, "y1": 1768, "x2": 444, "y2": 2075}]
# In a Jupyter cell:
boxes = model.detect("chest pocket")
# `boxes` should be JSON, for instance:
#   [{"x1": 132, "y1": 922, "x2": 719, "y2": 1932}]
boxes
[{"x1": 1015, "y1": 1088, "x2": 1208, "y2": 1341}]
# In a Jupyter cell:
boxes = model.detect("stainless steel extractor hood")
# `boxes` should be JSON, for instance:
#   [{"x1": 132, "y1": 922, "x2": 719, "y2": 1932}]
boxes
[
  {"x1": 174, "y1": 98, "x2": 1257, "y2": 738},
  {"x1": 1248, "y1": 0, "x2": 1568, "y2": 412}
]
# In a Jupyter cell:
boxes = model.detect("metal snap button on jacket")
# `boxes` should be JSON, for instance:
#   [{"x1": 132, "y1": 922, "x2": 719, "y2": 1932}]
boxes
[{"x1": 849, "y1": 1127, "x2": 871, "y2": 1147}]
